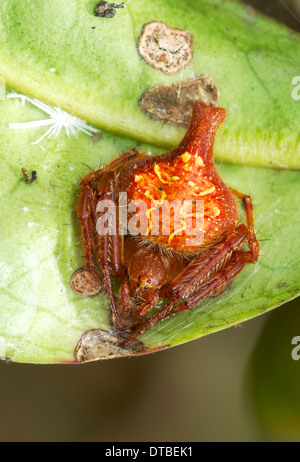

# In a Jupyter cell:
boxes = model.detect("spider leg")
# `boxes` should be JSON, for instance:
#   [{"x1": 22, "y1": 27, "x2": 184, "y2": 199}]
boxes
[
  {"x1": 76, "y1": 181, "x2": 127, "y2": 329},
  {"x1": 122, "y1": 250, "x2": 249, "y2": 346},
  {"x1": 122, "y1": 223, "x2": 253, "y2": 345},
  {"x1": 119, "y1": 271, "x2": 132, "y2": 319},
  {"x1": 162, "y1": 250, "x2": 248, "y2": 317},
  {"x1": 94, "y1": 171, "x2": 126, "y2": 329},
  {"x1": 163, "y1": 223, "x2": 249, "y2": 300},
  {"x1": 77, "y1": 182, "x2": 104, "y2": 287},
  {"x1": 229, "y1": 188, "x2": 260, "y2": 263},
  {"x1": 77, "y1": 172, "x2": 124, "y2": 329},
  {"x1": 161, "y1": 189, "x2": 259, "y2": 301},
  {"x1": 77, "y1": 148, "x2": 146, "y2": 326},
  {"x1": 79, "y1": 148, "x2": 143, "y2": 186},
  {"x1": 130, "y1": 190, "x2": 259, "y2": 324},
  {"x1": 98, "y1": 171, "x2": 133, "y2": 320}
]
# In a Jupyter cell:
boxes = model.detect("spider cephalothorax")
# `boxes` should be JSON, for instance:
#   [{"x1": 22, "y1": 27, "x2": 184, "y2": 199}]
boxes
[{"x1": 75, "y1": 102, "x2": 259, "y2": 344}]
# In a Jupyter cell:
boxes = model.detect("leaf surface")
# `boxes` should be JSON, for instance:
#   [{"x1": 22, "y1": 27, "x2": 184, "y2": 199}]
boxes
[
  {"x1": 0, "y1": 96, "x2": 299, "y2": 363},
  {"x1": 0, "y1": 0, "x2": 299, "y2": 168}
]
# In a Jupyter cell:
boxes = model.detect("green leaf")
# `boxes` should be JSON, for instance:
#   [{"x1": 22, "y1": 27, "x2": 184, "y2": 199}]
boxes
[
  {"x1": 0, "y1": 0, "x2": 299, "y2": 169},
  {"x1": 0, "y1": 94, "x2": 300, "y2": 363},
  {"x1": 1, "y1": 0, "x2": 300, "y2": 363}
]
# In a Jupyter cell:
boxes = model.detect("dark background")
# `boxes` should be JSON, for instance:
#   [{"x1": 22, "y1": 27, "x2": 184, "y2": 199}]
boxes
[{"x1": 1, "y1": 0, "x2": 299, "y2": 442}]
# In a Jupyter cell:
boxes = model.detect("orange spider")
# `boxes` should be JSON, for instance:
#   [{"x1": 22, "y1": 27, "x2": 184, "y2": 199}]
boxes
[{"x1": 76, "y1": 102, "x2": 259, "y2": 344}]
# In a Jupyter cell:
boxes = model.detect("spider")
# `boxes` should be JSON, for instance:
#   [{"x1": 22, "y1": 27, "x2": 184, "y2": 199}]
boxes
[{"x1": 75, "y1": 102, "x2": 259, "y2": 345}]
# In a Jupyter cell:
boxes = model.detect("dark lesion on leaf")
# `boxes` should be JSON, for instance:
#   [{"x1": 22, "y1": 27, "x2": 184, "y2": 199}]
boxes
[
  {"x1": 138, "y1": 22, "x2": 193, "y2": 75},
  {"x1": 71, "y1": 268, "x2": 102, "y2": 297},
  {"x1": 75, "y1": 328, "x2": 145, "y2": 363},
  {"x1": 94, "y1": 1, "x2": 125, "y2": 18},
  {"x1": 21, "y1": 167, "x2": 37, "y2": 185},
  {"x1": 140, "y1": 76, "x2": 219, "y2": 126}
]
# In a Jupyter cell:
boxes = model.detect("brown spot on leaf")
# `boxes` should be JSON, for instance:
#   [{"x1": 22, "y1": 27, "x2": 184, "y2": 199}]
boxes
[
  {"x1": 75, "y1": 328, "x2": 144, "y2": 363},
  {"x1": 138, "y1": 22, "x2": 193, "y2": 75},
  {"x1": 71, "y1": 269, "x2": 102, "y2": 297},
  {"x1": 21, "y1": 167, "x2": 37, "y2": 185},
  {"x1": 277, "y1": 282, "x2": 288, "y2": 289},
  {"x1": 94, "y1": 1, "x2": 124, "y2": 18},
  {"x1": 140, "y1": 76, "x2": 219, "y2": 126},
  {"x1": 91, "y1": 134, "x2": 102, "y2": 144}
]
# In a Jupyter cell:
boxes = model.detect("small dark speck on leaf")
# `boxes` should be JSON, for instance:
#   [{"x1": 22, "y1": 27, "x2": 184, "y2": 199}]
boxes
[
  {"x1": 94, "y1": 1, "x2": 125, "y2": 18},
  {"x1": 277, "y1": 282, "x2": 288, "y2": 289},
  {"x1": 91, "y1": 134, "x2": 102, "y2": 143},
  {"x1": 21, "y1": 167, "x2": 37, "y2": 185}
]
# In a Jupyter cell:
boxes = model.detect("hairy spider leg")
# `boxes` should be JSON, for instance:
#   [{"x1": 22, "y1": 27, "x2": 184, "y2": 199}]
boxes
[
  {"x1": 229, "y1": 188, "x2": 260, "y2": 263},
  {"x1": 79, "y1": 148, "x2": 141, "y2": 186},
  {"x1": 166, "y1": 190, "x2": 260, "y2": 298},
  {"x1": 77, "y1": 149, "x2": 146, "y2": 326},
  {"x1": 168, "y1": 251, "x2": 251, "y2": 315},
  {"x1": 123, "y1": 189, "x2": 260, "y2": 345},
  {"x1": 122, "y1": 223, "x2": 248, "y2": 344},
  {"x1": 77, "y1": 183, "x2": 103, "y2": 286},
  {"x1": 96, "y1": 170, "x2": 136, "y2": 322}
]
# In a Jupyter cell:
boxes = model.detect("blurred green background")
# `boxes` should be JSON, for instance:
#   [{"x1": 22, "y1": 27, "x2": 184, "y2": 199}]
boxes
[{"x1": 1, "y1": 0, "x2": 300, "y2": 442}]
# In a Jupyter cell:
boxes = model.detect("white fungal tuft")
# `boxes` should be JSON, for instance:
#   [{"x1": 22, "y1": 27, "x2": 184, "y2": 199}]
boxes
[{"x1": 7, "y1": 91, "x2": 100, "y2": 145}]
